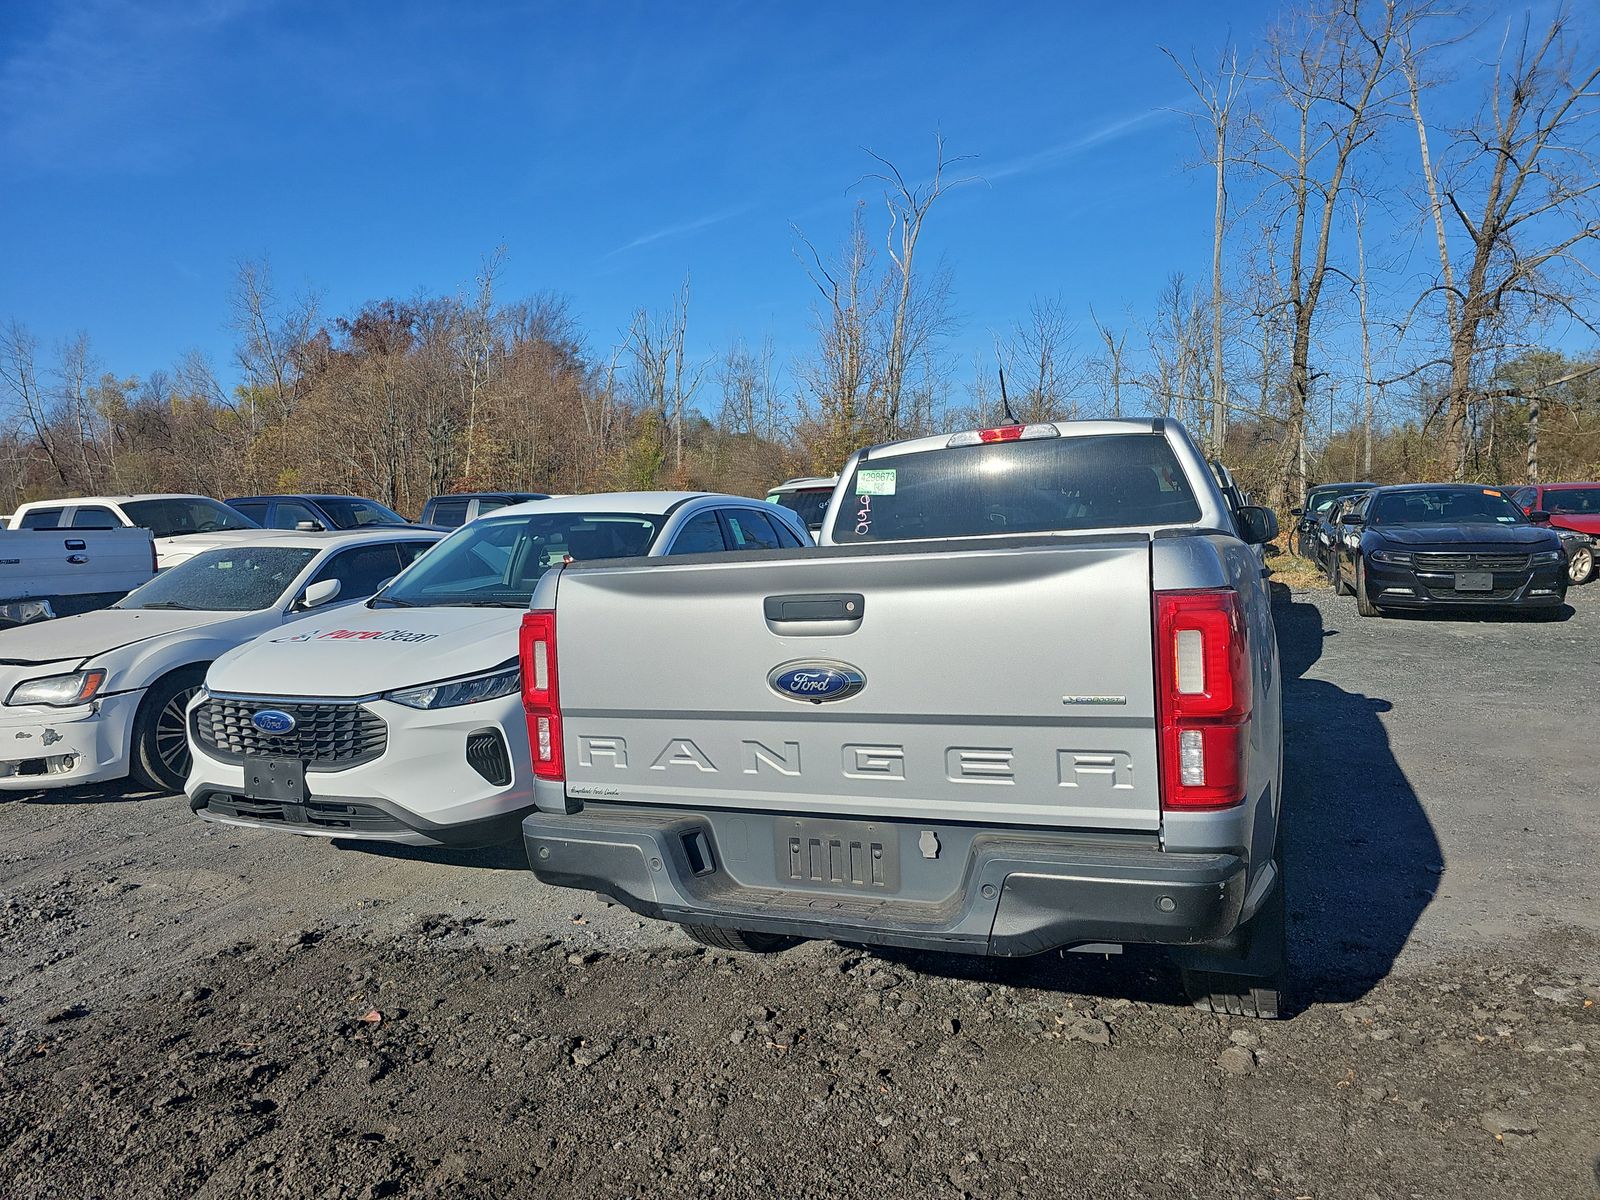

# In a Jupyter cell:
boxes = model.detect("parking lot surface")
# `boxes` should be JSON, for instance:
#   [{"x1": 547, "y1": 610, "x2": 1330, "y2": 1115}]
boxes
[{"x1": 1, "y1": 583, "x2": 1597, "y2": 1198}]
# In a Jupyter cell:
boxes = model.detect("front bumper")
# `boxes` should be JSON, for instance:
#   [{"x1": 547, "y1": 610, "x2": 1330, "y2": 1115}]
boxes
[
  {"x1": 522, "y1": 804, "x2": 1248, "y2": 957},
  {"x1": 185, "y1": 693, "x2": 533, "y2": 846},
  {"x1": 1364, "y1": 558, "x2": 1567, "y2": 608},
  {"x1": 0, "y1": 691, "x2": 142, "y2": 790}
]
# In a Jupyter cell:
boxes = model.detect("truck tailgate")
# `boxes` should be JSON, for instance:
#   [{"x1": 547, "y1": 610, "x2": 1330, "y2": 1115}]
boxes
[{"x1": 552, "y1": 536, "x2": 1161, "y2": 832}]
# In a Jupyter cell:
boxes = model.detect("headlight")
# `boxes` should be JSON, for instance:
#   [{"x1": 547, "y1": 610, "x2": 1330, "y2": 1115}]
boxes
[
  {"x1": 6, "y1": 669, "x2": 108, "y2": 708},
  {"x1": 385, "y1": 665, "x2": 520, "y2": 710},
  {"x1": 1531, "y1": 549, "x2": 1564, "y2": 564},
  {"x1": 1369, "y1": 549, "x2": 1413, "y2": 565}
]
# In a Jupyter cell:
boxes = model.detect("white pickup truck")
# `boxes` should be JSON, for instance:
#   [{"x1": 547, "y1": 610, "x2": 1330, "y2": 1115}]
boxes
[
  {"x1": 8, "y1": 494, "x2": 271, "y2": 571},
  {"x1": 519, "y1": 419, "x2": 1291, "y2": 1016},
  {"x1": 0, "y1": 527, "x2": 157, "y2": 626}
]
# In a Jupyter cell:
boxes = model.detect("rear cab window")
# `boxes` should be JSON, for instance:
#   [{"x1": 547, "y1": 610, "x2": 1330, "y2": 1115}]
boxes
[
  {"x1": 830, "y1": 432, "x2": 1201, "y2": 543},
  {"x1": 19, "y1": 507, "x2": 67, "y2": 530}
]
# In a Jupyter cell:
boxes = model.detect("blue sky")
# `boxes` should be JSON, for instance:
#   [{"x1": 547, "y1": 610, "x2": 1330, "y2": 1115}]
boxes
[{"x1": 3, "y1": 0, "x2": 1576, "y2": 404}]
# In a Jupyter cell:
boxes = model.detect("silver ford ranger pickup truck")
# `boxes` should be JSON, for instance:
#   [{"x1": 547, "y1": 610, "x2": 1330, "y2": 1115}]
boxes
[{"x1": 519, "y1": 419, "x2": 1288, "y2": 1016}]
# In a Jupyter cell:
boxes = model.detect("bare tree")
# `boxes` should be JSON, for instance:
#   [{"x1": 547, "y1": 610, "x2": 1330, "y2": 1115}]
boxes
[
  {"x1": 458, "y1": 248, "x2": 505, "y2": 483},
  {"x1": 860, "y1": 134, "x2": 974, "y2": 438},
  {"x1": 1167, "y1": 43, "x2": 1250, "y2": 455},
  {"x1": 1406, "y1": 10, "x2": 1600, "y2": 477},
  {"x1": 625, "y1": 276, "x2": 701, "y2": 478},
  {"x1": 1252, "y1": 0, "x2": 1413, "y2": 507},
  {"x1": 717, "y1": 336, "x2": 779, "y2": 441},
  {"x1": 1088, "y1": 308, "x2": 1130, "y2": 419},
  {"x1": 1353, "y1": 198, "x2": 1377, "y2": 475},
  {"x1": 0, "y1": 320, "x2": 68, "y2": 485},
  {"x1": 1004, "y1": 295, "x2": 1078, "y2": 421}
]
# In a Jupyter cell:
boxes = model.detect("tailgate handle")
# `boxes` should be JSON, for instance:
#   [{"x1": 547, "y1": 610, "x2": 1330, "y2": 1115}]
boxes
[
  {"x1": 64, "y1": 539, "x2": 87, "y2": 551},
  {"x1": 763, "y1": 593, "x2": 864, "y2": 622}
]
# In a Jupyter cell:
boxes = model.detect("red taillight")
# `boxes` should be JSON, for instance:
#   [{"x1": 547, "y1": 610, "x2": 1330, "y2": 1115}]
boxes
[
  {"x1": 520, "y1": 610, "x2": 564, "y2": 781},
  {"x1": 1155, "y1": 590, "x2": 1251, "y2": 811},
  {"x1": 978, "y1": 425, "x2": 1027, "y2": 442}
]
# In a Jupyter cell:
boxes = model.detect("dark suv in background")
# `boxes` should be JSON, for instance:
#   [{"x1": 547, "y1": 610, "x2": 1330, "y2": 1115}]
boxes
[
  {"x1": 1330, "y1": 484, "x2": 1567, "y2": 617},
  {"x1": 419, "y1": 492, "x2": 551, "y2": 529},
  {"x1": 227, "y1": 494, "x2": 412, "y2": 531}
]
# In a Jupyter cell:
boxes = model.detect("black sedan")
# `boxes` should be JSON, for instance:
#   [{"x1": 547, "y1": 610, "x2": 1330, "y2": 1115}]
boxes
[
  {"x1": 1292, "y1": 481, "x2": 1376, "y2": 558},
  {"x1": 1312, "y1": 492, "x2": 1368, "y2": 572},
  {"x1": 1330, "y1": 484, "x2": 1567, "y2": 617}
]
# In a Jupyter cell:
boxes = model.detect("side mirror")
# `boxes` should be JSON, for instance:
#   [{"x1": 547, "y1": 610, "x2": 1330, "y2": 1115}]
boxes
[
  {"x1": 1289, "y1": 506, "x2": 1303, "y2": 517},
  {"x1": 298, "y1": 578, "x2": 342, "y2": 610},
  {"x1": 1526, "y1": 509, "x2": 1552, "y2": 524},
  {"x1": 1236, "y1": 504, "x2": 1278, "y2": 546},
  {"x1": 295, "y1": 520, "x2": 326, "y2": 532}
]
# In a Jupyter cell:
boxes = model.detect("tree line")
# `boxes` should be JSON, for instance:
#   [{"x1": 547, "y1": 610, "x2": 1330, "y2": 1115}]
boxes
[{"x1": 3, "y1": 1, "x2": 1597, "y2": 520}]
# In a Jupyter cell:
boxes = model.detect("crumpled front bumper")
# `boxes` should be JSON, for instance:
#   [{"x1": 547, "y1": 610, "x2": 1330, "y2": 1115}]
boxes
[{"x1": 0, "y1": 691, "x2": 143, "y2": 789}]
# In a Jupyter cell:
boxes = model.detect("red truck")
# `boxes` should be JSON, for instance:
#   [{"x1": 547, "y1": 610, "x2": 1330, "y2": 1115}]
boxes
[{"x1": 1510, "y1": 483, "x2": 1600, "y2": 585}]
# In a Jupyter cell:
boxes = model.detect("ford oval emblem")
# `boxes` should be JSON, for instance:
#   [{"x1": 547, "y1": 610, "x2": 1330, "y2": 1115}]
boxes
[
  {"x1": 251, "y1": 709, "x2": 297, "y2": 735},
  {"x1": 768, "y1": 660, "x2": 866, "y2": 704}
]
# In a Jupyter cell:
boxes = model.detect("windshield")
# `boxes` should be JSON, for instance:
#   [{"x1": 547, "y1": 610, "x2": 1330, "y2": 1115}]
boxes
[
  {"x1": 1369, "y1": 488, "x2": 1527, "y2": 527},
  {"x1": 1543, "y1": 487, "x2": 1600, "y2": 515},
  {"x1": 115, "y1": 547, "x2": 316, "y2": 612},
  {"x1": 374, "y1": 512, "x2": 665, "y2": 607},
  {"x1": 317, "y1": 497, "x2": 409, "y2": 527},
  {"x1": 831, "y1": 433, "x2": 1201, "y2": 543},
  {"x1": 122, "y1": 497, "x2": 259, "y2": 538}
]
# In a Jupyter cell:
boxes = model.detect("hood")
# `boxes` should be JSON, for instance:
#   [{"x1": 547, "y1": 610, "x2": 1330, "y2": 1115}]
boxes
[
  {"x1": 208, "y1": 604, "x2": 525, "y2": 698},
  {"x1": 0, "y1": 607, "x2": 237, "y2": 667},
  {"x1": 1368, "y1": 523, "x2": 1559, "y2": 549},
  {"x1": 157, "y1": 529, "x2": 279, "y2": 568},
  {"x1": 1550, "y1": 513, "x2": 1600, "y2": 537}
]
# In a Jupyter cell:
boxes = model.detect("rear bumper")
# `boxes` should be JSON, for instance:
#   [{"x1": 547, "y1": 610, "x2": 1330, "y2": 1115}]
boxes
[{"x1": 521, "y1": 806, "x2": 1247, "y2": 957}]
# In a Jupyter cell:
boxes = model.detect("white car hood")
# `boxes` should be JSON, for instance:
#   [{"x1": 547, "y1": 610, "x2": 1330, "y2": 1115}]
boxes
[
  {"x1": 0, "y1": 607, "x2": 239, "y2": 668},
  {"x1": 208, "y1": 605, "x2": 526, "y2": 698}
]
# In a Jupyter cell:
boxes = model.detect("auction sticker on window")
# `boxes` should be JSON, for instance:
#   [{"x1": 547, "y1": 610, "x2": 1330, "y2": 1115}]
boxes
[{"x1": 856, "y1": 469, "x2": 897, "y2": 496}]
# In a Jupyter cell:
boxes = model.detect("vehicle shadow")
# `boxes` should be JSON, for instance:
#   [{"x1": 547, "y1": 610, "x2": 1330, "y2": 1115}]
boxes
[
  {"x1": 872, "y1": 583, "x2": 1440, "y2": 1014},
  {"x1": 2, "y1": 781, "x2": 174, "y2": 805},
  {"x1": 331, "y1": 839, "x2": 527, "y2": 872}
]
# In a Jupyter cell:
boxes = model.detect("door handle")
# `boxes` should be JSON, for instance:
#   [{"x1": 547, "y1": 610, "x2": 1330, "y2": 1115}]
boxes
[{"x1": 763, "y1": 593, "x2": 865, "y2": 636}]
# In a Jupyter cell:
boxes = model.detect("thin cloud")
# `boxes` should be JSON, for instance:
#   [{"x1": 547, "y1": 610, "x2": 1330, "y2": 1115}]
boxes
[
  {"x1": 604, "y1": 205, "x2": 754, "y2": 259},
  {"x1": 982, "y1": 104, "x2": 1178, "y2": 184}
]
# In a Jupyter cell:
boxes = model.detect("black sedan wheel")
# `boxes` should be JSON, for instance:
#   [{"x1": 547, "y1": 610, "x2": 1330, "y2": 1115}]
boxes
[{"x1": 1355, "y1": 559, "x2": 1382, "y2": 617}]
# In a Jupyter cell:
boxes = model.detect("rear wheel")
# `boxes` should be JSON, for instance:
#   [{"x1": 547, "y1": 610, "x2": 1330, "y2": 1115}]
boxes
[
  {"x1": 681, "y1": 924, "x2": 804, "y2": 954},
  {"x1": 131, "y1": 667, "x2": 206, "y2": 793},
  {"x1": 1354, "y1": 559, "x2": 1381, "y2": 617},
  {"x1": 1330, "y1": 553, "x2": 1350, "y2": 595},
  {"x1": 1178, "y1": 842, "x2": 1288, "y2": 1020},
  {"x1": 1568, "y1": 544, "x2": 1594, "y2": 585}
]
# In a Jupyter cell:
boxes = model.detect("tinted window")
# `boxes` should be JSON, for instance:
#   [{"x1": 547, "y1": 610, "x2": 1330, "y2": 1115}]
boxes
[
  {"x1": 122, "y1": 497, "x2": 258, "y2": 538},
  {"x1": 770, "y1": 515, "x2": 808, "y2": 547},
  {"x1": 229, "y1": 501, "x2": 269, "y2": 524},
  {"x1": 667, "y1": 511, "x2": 728, "y2": 555},
  {"x1": 725, "y1": 509, "x2": 781, "y2": 550},
  {"x1": 1542, "y1": 487, "x2": 1600, "y2": 515},
  {"x1": 396, "y1": 541, "x2": 435, "y2": 567},
  {"x1": 269, "y1": 500, "x2": 322, "y2": 530},
  {"x1": 427, "y1": 498, "x2": 470, "y2": 527},
  {"x1": 831, "y1": 433, "x2": 1201, "y2": 543},
  {"x1": 1510, "y1": 488, "x2": 1536, "y2": 510},
  {"x1": 773, "y1": 488, "x2": 832, "y2": 530},
  {"x1": 19, "y1": 508, "x2": 65, "y2": 529},
  {"x1": 1368, "y1": 488, "x2": 1527, "y2": 526},
  {"x1": 309, "y1": 544, "x2": 403, "y2": 600},
  {"x1": 69, "y1": 506, "x2": 120, "y2": 529},
  {"x1": 377, "y1": 512, "x2": 665, "y2": 608},
  {"x1": 317, "y1": 497, "x2": 408, "y2": 528},
  {"x1": 115, "y1": 547, "x2": 316, "y2": 612}
]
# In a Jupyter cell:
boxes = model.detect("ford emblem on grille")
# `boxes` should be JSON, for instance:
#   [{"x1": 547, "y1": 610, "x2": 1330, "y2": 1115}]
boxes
[
  {"x1": 251, "y1": 709, "x2": 297, "y2": 735},
  {"x1": 768, "y1": 660, "x2": 866, "y2": 704}
]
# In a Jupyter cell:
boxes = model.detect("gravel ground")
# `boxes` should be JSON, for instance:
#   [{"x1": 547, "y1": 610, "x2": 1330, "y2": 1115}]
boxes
[{"x1": 1, "y1": 583, "x2": 1597, "y2": 1198}]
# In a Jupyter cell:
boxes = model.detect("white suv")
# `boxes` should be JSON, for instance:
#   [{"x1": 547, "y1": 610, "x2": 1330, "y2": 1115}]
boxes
[{"x1": 187, "y1": 492, "x2": 811, "y2": 846}]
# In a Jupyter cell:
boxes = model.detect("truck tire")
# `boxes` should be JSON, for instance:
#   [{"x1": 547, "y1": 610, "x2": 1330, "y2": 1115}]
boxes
[
  {"x1": 1178, "y1": 838, "x2": 1288, "y2": 1020},
  {"x1": 1354, "y1": 559, "x2": 1381, "y2": 617},
  {"x1": 131, "y1": 667, "x2": 206, "y2": 794},
  {"x1": 681, "y1": 924, "x2": 804, "y2": 954}
]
